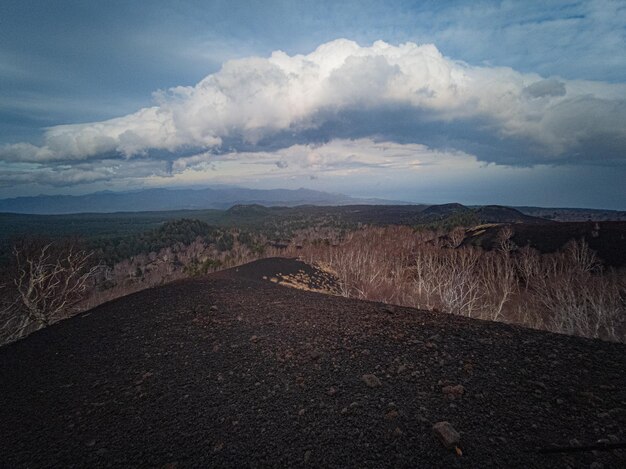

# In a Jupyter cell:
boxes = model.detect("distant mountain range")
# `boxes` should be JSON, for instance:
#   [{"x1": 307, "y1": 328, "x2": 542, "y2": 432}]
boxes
[
  {"x1": 0, "y1": 187, "x2": 402, "y2": 214},
  {"x1": 1, "y1": 187, "x2": 625, "y2": 221}
]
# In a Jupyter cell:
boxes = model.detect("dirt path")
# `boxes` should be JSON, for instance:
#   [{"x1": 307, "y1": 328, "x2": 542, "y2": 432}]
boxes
[{"x1": 1, "y1": 258, "x2": 624, "y2": 468}]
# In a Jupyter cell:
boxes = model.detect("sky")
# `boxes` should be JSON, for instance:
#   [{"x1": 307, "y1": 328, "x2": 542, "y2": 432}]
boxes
[{"x1": 1, "y1": 0, "x2": 625, "y2": 209}]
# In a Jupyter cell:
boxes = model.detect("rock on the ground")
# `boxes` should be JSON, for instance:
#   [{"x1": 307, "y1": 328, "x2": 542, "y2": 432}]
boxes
[
  {"x1": 432, "y1": 421, "x2": 461, "y2": 449},
  {"x1": 442, "y1": 384, "x2": 465, "y2": 398},
  {"x1": 362, "y1": 374, "x2": 382, "y2": 388}
]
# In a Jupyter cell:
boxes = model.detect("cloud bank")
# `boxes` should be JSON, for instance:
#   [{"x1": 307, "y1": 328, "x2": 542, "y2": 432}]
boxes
[
  {"x1": 2, "y1": 39, "x2": 626, "y2": 171},
  {"x1": 0, "y1": 138, "x2": 467, "y2": 188}
]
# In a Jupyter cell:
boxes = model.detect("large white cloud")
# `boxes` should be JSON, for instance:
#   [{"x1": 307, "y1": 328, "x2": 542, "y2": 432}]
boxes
[{"x1": 1, "y1": 39, "x2": 626, "y2": 164}]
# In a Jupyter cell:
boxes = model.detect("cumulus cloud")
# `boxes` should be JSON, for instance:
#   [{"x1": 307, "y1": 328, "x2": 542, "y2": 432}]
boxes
[{"x1": 1, "y1": 39, "x2": 626, "y2": 167}]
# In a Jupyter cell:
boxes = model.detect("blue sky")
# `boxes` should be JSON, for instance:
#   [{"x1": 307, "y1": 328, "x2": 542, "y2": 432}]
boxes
[{"x1": 1, "y1": 0, "x2": 625, "y2": 208}]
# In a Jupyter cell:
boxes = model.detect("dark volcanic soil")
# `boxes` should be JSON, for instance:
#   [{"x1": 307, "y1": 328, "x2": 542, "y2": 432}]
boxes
[
  {"x1": 1, "y1": 258, "x2": 625, "y2": 468},
  {"x1": 464, "y1": 221, "x2": 626, "y2": 268}
]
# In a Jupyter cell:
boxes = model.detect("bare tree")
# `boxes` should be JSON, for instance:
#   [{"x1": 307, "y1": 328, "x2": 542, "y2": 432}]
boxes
[
  {"x1": 564, "y1": 238, "x2": 600, "y2": 274},
  {"x1": 496, "y1": 225, "x2": 516, "y2": 254},
  {"x1": 515, "y1": 245, "x2": 541, "y2": 291},
  {"x1": 446, "y1": 227, "x2": 466, "y2": 248},
  {"x1": 9, "y1": 242, "x2": 98, "y2": 337},
  {"x1": 480, "y1": 250, "x2": 517, "y2": 321}
]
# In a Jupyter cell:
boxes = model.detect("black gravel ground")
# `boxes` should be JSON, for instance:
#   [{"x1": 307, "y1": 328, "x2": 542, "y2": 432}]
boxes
[{"x1": 1, "y1": 258, "x2": 625, "y2": 468}]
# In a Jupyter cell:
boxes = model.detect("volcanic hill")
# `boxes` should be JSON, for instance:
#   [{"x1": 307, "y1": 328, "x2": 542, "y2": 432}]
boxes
[{"x1": 1, "y1": 258, "x2": 624, "y2": 468}]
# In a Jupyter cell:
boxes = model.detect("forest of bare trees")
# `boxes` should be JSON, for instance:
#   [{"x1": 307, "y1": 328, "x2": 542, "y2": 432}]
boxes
[
  {"x1": 294, "y1": 226, "x2": 626, "y2": 342},
  {"x1": 1, "y1": 223, "x2": 624, "y2": 346}
]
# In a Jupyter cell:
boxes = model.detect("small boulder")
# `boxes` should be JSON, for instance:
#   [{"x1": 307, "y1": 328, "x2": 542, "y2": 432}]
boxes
[
  {"x1": 362, "y1": 374, "x2": 382, "y2": 388},
  {"x1": 433, "y1": 421, "x2": 461, "y2": 449},
  {"x1": 385, "y1": 409, "x2": 399, "y2": 421},
  {"x1": 442, "y1": 384, "x2": 465, "y2": 399}
]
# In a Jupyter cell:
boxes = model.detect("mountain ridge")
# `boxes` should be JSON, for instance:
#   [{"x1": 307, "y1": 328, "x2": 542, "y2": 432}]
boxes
[{"x1": 0, "y1": 187, "x2": 405, "y2": 214}]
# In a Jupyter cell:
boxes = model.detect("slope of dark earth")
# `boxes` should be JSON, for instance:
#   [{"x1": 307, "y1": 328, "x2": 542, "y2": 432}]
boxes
[
  {"x1": 229, "y1": 257, "x2": 340, "y2": 294},
  {"x1": 421, "y1": 203, "x2": 470, "y2": 217},
  {"x1": 516, "y1": 207, "x2": 626, "y2": 222},
  {"x1": 465, "y1": 221, "x2": 626, "y2": 267},
  {"x1": 473, "y1": 205, "x2": 549, "y2": 224},
  {"x1": 1, "y1": 258, "x2": 625, "y2": 468}
]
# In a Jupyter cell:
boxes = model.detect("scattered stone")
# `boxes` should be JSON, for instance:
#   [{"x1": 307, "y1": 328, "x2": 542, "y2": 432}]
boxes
[
  {"x1": 383, "y1": 305, "x2": 396, "y2": 314},
  {"x1": 304, "y1": 450, "x2": 312, "y2": 463},
  {"x1": 340, "y1": 407, "x2": 348, "y2": 415},
  {"x1": 442, "y1": 384, "x2": 465, "y2": 399},
  {"x1": 385, "y1": 409, "x2": 399, "y2": 421},
  {"x1": 393, "y1": 427, "x2": 403, "y2": 436},
  {"x1": 250, "y1": 335, "x2": 259, "y2": 343},
  {"x1": 310, "y1": 350, "x2": 321, "y2": 361},
  {"x1": 362, "y1": 374, "x2": 382, "y2": 388},
  {"x1": 327, "y1": 386, "x2": 337, "y2": 396},
  {"x1": 209, "y1": 305, "x2": 218, "y2": 312},
  {"x1": 432, "y1": 421, "x2": 461, "y2": 449},
  {"x1": 397, "y1": 364, "x2": 407, "y2": 374},
  {"x1": 298, "y1": 408, "x2": 305, "y2": 416}
]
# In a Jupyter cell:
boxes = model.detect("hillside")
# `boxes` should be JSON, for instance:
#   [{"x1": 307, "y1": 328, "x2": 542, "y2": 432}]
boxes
[
  {"x1": 1, "y1": 258, "x2": 624, "y2": 468},
  {"x1": 516, "y1": 207, "x2": 626, "y2": 222},
  {"x1": 464, "y1": 221, "x2": 626, "y2": 267},
  {"x1": 0, "y1": 203, "x2": 545, "y2": 250},
  {"x1": 473, "y1": 205, "x2": 547, "y2": 224}
]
